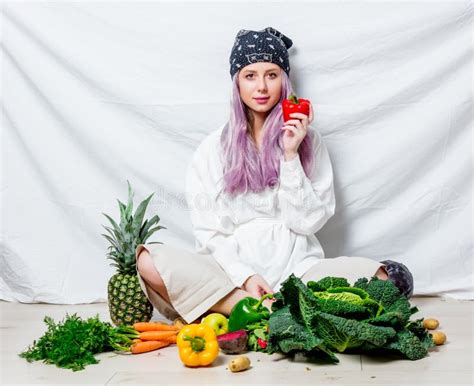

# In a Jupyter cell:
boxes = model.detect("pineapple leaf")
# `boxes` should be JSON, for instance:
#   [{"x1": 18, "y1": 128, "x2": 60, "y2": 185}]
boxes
[
  {"x1": 102, "y1": 225, "x2": 118, "y2": 241},
  {"x1": 147, "y1": 241, "x2": 163, "y2": 244},
  {"x1": 132, "y1": 193, "x2": 154, "y2": 235},
  {"x1": 102, "y1": 223, "x2": 125, "y2": 246},
  {"x1": 103, "y1": 238, "x2": 126, "y2": 257},
  {"x1": 101, "y1": 234, "x2": 119, "y2": 249},
  {"x1": 124, "y1": 254, "x2": 136, "y2": 268},
  {"x1": 142, "y1": 226, "x2": 166, "y2": 243},
  {"x1": 139, "y1": 215, "x2": 160, "y2": 241},
  {"x1": 102, "y1": 213, "x2": 121, "y2": 234},
  {"x1": 140, "y1": 219, "x2": 149, "y2": 238},
  {"x1": 125, "y1": 180, "x2": 134, "y2": 219},
  {"x1": 117, "y1": 199, "x2": 129, "y2": 234}
]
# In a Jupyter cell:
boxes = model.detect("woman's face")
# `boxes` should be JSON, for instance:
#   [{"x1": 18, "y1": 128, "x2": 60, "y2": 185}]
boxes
[{"x1": 238, "y1": 62, "x2": 282, "y2": 116}]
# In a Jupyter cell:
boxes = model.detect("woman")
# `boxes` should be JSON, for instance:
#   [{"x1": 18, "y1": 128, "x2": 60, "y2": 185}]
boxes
[{"x1": 135, "y1": 27, "x2": 413, "y2": 324}]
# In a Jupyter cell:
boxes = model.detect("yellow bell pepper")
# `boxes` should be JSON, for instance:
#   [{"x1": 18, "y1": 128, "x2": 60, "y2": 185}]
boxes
[{"x1": 176, "y1": 323, "x2": 219, "y2": 367}]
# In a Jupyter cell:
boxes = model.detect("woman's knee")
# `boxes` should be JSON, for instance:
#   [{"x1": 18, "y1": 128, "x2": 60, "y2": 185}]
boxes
[
  {"x1": 137, "y1": 249, "x2": 171, "y2": 302},
  {"x1": 137, "y1": 249, "x2": 151, "y2": 275},
  {"x1": 137, "y1": 250, "x2": 162, "y2": 285}
]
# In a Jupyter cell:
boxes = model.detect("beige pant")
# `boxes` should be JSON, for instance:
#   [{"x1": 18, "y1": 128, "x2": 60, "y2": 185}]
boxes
[{"x1": 135, "y1": 243, "x2": 384, "y2": 324}]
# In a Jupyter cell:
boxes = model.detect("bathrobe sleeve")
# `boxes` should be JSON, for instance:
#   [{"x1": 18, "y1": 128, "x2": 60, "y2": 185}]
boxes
[
  {"x1": 185, "y1": 132, "x2": 257, "y2": 288},
  {"x1": 277, "y1": 129, "x2": 336, "y2": 235}
]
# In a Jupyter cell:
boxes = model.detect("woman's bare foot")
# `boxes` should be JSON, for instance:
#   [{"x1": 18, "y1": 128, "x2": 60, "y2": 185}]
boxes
[{"x1": 375, "y1": 266, "x2": 389, "y2": 280}]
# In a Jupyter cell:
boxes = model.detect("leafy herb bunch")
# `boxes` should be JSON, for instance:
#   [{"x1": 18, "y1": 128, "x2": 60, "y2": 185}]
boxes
[{"x1": 19, "y1": 313, "x2": 139, "y2": 371}]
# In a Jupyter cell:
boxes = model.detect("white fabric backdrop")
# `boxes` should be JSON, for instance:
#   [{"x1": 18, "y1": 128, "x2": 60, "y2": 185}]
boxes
[{"x1": 1, "y1": 1, "x2": 472, "y2": 303}]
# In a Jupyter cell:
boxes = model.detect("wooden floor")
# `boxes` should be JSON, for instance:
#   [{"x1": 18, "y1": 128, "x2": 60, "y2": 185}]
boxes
[{"x1": 1, "y1": 297, "x2": 472, "y2": 386}]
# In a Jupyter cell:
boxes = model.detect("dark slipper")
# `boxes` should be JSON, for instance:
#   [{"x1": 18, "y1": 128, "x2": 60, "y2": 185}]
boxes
[{"x1": 380, "y1": 259, "x2": 414, "y2": 299}]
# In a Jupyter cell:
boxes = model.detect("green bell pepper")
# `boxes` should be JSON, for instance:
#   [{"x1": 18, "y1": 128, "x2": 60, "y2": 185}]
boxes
[{"x1": 228, "y1": 293, "x2": 274, "y2": 332}]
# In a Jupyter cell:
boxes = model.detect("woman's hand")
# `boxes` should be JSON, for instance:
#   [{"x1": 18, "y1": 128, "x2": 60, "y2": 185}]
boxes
[
  {"x1": 242, "y1": 274, "x2": 274, "y2": 299},
  {"x1": 281, "y1": 102, "x2": 314, "y2": 160}
]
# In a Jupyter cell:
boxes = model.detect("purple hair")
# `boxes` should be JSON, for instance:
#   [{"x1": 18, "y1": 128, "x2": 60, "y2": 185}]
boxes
[{"x1": 219, "y1": 70, "x2": 315, "y2": 196}]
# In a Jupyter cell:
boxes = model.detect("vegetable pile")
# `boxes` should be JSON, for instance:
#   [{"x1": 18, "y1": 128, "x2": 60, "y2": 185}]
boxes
[
  {"x1": 265, "y1": 274, "x2": 435, "y2": 362},
  {"x1": 19, "y1": 274, "x2": 442, "y2": 372}
]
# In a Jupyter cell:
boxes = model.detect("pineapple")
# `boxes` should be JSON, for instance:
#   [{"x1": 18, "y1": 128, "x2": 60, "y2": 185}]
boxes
[{"x1": 102, "y1": 181, "x2": 166, "y2": 326}]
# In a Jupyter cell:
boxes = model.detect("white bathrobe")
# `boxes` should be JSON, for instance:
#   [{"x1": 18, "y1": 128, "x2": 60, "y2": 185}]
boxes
[{"x1": 185, "y1": 124, "x2": 336, "y2": 291}]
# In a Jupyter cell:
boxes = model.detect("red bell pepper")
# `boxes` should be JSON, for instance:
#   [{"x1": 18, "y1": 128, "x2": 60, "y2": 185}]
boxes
[{"x1": 282, "y1": 94, "x2": 310, "y2": 122}]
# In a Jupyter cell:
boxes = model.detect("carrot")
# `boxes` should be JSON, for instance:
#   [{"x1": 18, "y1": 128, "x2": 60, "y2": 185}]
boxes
[
  {"x1": 139, "y1": 330, "x2": 178, "y2": 341},
  {"x1": 131, "y1": 338, "x2": 142, "y2": 344},
  {"x1": 133, "y1": 322, "x2": 179, "y2": 332},
  {"x1": 160, "y1": 335, "x2": 177, "y2": 344},
  {"x1": 130, "y1": 340, "x2": 170, "y2": 354}
]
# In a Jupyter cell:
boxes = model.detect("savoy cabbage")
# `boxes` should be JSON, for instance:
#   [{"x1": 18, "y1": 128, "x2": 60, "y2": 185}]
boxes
[{"x1": 267, "y1": 274, "x2": 434, "y2": 362}]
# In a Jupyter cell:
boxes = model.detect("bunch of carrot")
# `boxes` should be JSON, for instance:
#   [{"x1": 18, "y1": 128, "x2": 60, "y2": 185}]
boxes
[{"x1": 129, "y1": 319, "x2": 185, "y2": 354}]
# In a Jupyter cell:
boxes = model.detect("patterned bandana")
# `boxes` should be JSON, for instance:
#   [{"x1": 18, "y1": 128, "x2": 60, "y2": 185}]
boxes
[{"x1": 229, "y1": 27, "x2": 293, "y2": 79}]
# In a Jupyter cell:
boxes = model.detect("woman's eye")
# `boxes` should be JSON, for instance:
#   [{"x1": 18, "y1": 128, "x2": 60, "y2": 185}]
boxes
[{"x1": 246, "y1": 73, "x2": 277, "y2": 79}]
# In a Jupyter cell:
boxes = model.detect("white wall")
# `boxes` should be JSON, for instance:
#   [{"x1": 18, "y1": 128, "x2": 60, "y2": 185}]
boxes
[{"x1": 1, "y1": 1, "x2": 472, "y2": 302}]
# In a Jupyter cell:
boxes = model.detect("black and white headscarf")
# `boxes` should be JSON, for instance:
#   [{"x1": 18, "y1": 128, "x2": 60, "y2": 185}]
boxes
[{"x1": 229, "y1": 27, "x2": 293, "y2": 79}]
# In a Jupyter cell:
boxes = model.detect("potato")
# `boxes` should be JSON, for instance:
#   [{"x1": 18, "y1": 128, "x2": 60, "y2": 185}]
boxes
[
  {"x1": 432, "y1": 331, "x2": 447, "y2": 345},
  {"x1": 423, "y1": 318, "x2": 440, "y2": 330},
  {"x1": 228, "y1": 356, "x2": 251, "y2": 372}
]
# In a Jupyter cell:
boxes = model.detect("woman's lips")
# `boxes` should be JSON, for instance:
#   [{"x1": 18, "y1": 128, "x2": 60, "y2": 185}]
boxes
[{"x1": 254, "y1": 97, "x2": 270, "y2": 104}]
